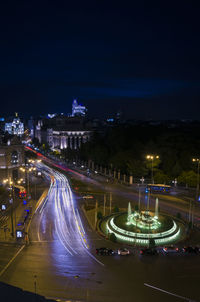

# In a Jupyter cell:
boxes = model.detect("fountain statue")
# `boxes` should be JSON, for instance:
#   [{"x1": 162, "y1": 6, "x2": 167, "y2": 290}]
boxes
[{"x1": 104, "y1": 197, "x2": 181, "y2": 247}]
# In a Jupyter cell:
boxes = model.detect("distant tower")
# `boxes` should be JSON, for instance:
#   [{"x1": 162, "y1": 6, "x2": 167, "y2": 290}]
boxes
[
  {"x1": 72, "y1": 99, "x2": 86, "y2": 117},
  {"x1": 72, "y1": 99, "x2": 78, "y2": 116}
]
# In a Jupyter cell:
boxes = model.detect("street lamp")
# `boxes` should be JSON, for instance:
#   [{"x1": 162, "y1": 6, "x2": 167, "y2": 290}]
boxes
[
  {"x1": 20, "y1": 166, "x2": 31, "y2": 195},
  {"x1": 146, "y1": 155, "x2": 159, "y2": 184},
  {"x1": 3, "y1": 177, "x2": 14, "y2": 237},
  {"x1": 17, "y1": 178, "x2": 24, "y2": 185},
  {"x1": 192, "y1": 158, "x2": 200, "y2": 202}
]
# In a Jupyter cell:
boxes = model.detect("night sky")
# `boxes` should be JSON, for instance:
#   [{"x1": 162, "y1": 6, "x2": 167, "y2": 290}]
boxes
[{"x1": 0, "y1": 1, "x2": 200, "y2": 119}]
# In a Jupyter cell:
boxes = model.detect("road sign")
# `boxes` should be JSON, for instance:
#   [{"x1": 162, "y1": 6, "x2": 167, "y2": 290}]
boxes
[
  {"x1": 16, "y1": 230, "x2": 23, "y2": 238},
  {"x1": 1, "y1": 204, "x2": 6, "y2": 210},
  {"x1": 140, "y1": 177, "x2": 145, "y2": 184}
]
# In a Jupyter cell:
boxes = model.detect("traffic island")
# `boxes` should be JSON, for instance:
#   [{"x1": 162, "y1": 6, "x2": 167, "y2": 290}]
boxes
[{"x1": 99, "y1": 202, "x2": 186, "y2": 247}]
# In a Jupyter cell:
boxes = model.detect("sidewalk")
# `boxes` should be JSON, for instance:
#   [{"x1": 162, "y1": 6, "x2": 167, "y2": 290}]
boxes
[
  {"x1": 0, "y1": 187, "x2": 48, "y2": 243},
  {"x1": 0, "y1": 198, "x2": 31, "y2": 243}
]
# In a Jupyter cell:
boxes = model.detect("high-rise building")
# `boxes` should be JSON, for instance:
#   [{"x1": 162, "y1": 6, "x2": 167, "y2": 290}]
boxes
[
  {"x1": 72, "y1": 99, "x2": 86, "y2": 117},
  {"x1": 5, "y1": 113, "x2": 24, "y2": 136}
]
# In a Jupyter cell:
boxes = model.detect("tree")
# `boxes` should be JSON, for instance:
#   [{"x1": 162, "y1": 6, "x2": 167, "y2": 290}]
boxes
[
  {"x1": 32, "y1": 137, "x2": 41, "y2": 147},
  {"x1": 97, "y1": 211, "x2": 103, "y2": 220},
  {"x1": 149, "y1": 238, "x2": 155, "y2": 248},
  {"x1": 113, "y1": 206, "x2": 119, "y2": 213},
  {"x1": 154, "y1": 171, "x2": 170, "y2": 184},
  {"x1": 126, "y1": 158, "x2": 148, "y2": 178},
  {"x1": 188, "y1": 221, "x2": 193, "y2": 229},
  {"x1": 178, "y1": 171, "x2": 197, "y2": 187},
  {"x1": 110, "y1": 233, "x2": 117, "y2": 242},
  {"x1": 41, "y1": 143, "x2": 50, "y2": 153},
  {"x1": 134, "y1": 205, "x2": 139, "y2": 211},
  {"x1": 0, "y1": 186, "x2": 6, "y2": 195}
]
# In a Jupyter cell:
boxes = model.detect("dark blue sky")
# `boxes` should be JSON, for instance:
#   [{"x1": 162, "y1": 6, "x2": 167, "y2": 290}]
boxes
[{"x1": 0, "y1": 1, "x2": 200, "y2": 119}]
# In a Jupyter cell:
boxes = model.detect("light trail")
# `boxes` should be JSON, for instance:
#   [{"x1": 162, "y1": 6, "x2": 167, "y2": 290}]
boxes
[
  {"x1": 144, "y1": 283, "x2": 197, "y2": 302},
  {"x1": 34, "y1": 162, "x2": 104, "y2": 266}
]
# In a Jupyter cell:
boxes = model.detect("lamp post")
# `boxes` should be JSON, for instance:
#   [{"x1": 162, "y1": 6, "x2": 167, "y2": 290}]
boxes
[
  {"x1": 20, "y1": 166, "x2": 34, "y2": 197},
  {"x1": 192, "y1": 158, "x2": 200, "y2": 202},
  {"x1": 3, "y1": 178, "x2": 14, "y2": 237},
  {"x1": 146, "y1": 155, "x2": 159, "y2": 184}
]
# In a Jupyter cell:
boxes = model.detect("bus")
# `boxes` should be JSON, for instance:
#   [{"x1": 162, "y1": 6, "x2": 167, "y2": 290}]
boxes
[
  {"x1": 145, "y1": 184, "x2": 171, "y2": 194},
  {"x1": 14, "y1": 185, "x2": 27, "y2": 198}
]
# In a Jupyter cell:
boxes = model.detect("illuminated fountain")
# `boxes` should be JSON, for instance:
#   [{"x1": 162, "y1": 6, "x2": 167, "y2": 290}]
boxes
[
  {"x1": 127, "y1": 197, "x2": 160, "y2": 229},
  {"x1": 101, "y1": 197, "x2": 183, "y2": 246}
]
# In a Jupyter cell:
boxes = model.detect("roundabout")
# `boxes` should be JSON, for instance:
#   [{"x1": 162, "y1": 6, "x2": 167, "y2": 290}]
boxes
[{"x1": 100, "y1": 200, "x2": 184, "y2": 246}]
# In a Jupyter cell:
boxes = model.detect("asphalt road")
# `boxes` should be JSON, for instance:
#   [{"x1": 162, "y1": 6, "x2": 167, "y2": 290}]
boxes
[{"x1": 0, "y1": 163, "x2": 200, "y2": 302}]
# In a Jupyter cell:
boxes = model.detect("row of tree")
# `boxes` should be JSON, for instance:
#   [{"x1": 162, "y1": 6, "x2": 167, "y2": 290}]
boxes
[
  {"x1": 32, "y1": 123, "x2": 200, "y2": 187},
  {"x1": 78, "y1": 124, "x2": 200, "y2": 186}
]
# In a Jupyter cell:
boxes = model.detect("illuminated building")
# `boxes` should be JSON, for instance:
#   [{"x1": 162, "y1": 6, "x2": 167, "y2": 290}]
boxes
[
  {"x1": 5, "y1": 113, "x2": 24, "y2": 136},
  {"x1": 35, "y1": 115, "x2": 91, "y2": 150},
  {"x1": 0, "y1": 136, "x2": 25, "y2": 182},
  {"x1": 72, "y1": 99, "x2": 87, "y2": 117}
]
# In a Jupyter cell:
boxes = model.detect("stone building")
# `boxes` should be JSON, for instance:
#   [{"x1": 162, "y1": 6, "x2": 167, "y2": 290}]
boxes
[
  {"x1": 0, "y1": 136, "x2": 25, "y2": 182},
  {"x1": 35, "y1": 115, "x2": 91, "y2": 150}
]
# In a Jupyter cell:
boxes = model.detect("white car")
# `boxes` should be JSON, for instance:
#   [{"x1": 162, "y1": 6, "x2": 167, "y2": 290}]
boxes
[
  {"x1": 118, "y1": 248, "x2": 130, "y2": 255},
  {"x1": 163, "y1": 246, "x2": 179, "y2": 253}
]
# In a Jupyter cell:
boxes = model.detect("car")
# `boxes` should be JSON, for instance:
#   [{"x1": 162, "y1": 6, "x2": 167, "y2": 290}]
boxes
[
  {"x1": 140, "y1": 248, "x2": 158, "y2": 255},
  {"x1": 96, "y1": 247, "x2": 114, "y2": 255},
  {"x1": 118, "y1": 248, "x2": 130, "y2": 255},
  {"x1": 182, "y1": 246, "x2": 199, "y2": 254},
  {"x1": 163, "y1": 246, "x2": 179, "y2": 253},
  {"x1": 194, "y1": 246, "x2": 200, "y2": 253}
]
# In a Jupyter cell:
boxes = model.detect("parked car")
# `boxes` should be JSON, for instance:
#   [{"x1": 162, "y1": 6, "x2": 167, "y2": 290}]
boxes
[
  {"x1": 96, "y1": 247, "x2": 114, "y2": 255},
  {"x1": 118, "y1": 248, "x2": 130, "y2": 255},
  {"x1": 163, "y1": 246, "x2": 179, "y2": 253},
  {"x1": 182, "y1": 246, "x2": 199, "y2": 254},
  {"x1": 140, "y1": 248, "x2": 158, "y2": 255}
]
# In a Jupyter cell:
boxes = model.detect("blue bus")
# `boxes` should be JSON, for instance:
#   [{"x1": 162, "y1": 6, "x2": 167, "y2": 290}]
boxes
[{"x1": 145, "y1": 184, "x2": 171, "y2": 194}]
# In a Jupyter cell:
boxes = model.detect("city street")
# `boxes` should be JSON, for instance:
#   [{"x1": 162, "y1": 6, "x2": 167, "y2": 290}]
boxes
[
  {"x1": 0, "y1": 163, "x2": 199, "y2": 302},
  {"x1": 1, "y1": 4, "x2": 200, "y2": 301}
]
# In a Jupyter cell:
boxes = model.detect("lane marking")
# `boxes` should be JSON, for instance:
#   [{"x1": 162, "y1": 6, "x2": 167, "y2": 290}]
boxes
[
  {"x1": 0, "y1": 245, "x2": 25, "y2": 277},
  {"x1": 144, "y1": 283, "x2": 198, "y2": 302},
  {"x1": 37, "y1": 209, "x2": 45, "y2": 242}
]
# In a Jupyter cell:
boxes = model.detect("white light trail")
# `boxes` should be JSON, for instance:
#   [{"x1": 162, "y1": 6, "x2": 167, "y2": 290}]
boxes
[
  {"x1": 144, "y1": 283, "x2": 197, "y2": 302},
  {"x1": 37, "y1": 162, "x2": 104, "y2": 266}
]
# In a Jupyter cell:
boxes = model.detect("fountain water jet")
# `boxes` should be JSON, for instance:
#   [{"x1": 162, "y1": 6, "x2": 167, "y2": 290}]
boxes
[
  {"x1": 128, "y1": 202, "x2": 132, "y2": 217},
  {"x1": 155, "y1": 197, "x2": 159, "y2": 219}
]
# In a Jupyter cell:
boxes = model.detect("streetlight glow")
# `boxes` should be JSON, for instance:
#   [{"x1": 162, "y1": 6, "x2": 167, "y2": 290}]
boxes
[
  {"x1": 146, "y1": 154, "x2": 159, "y2": 184},
  {"x1": 192, "y1": 157, "x2": 200, "y2": 202}
]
